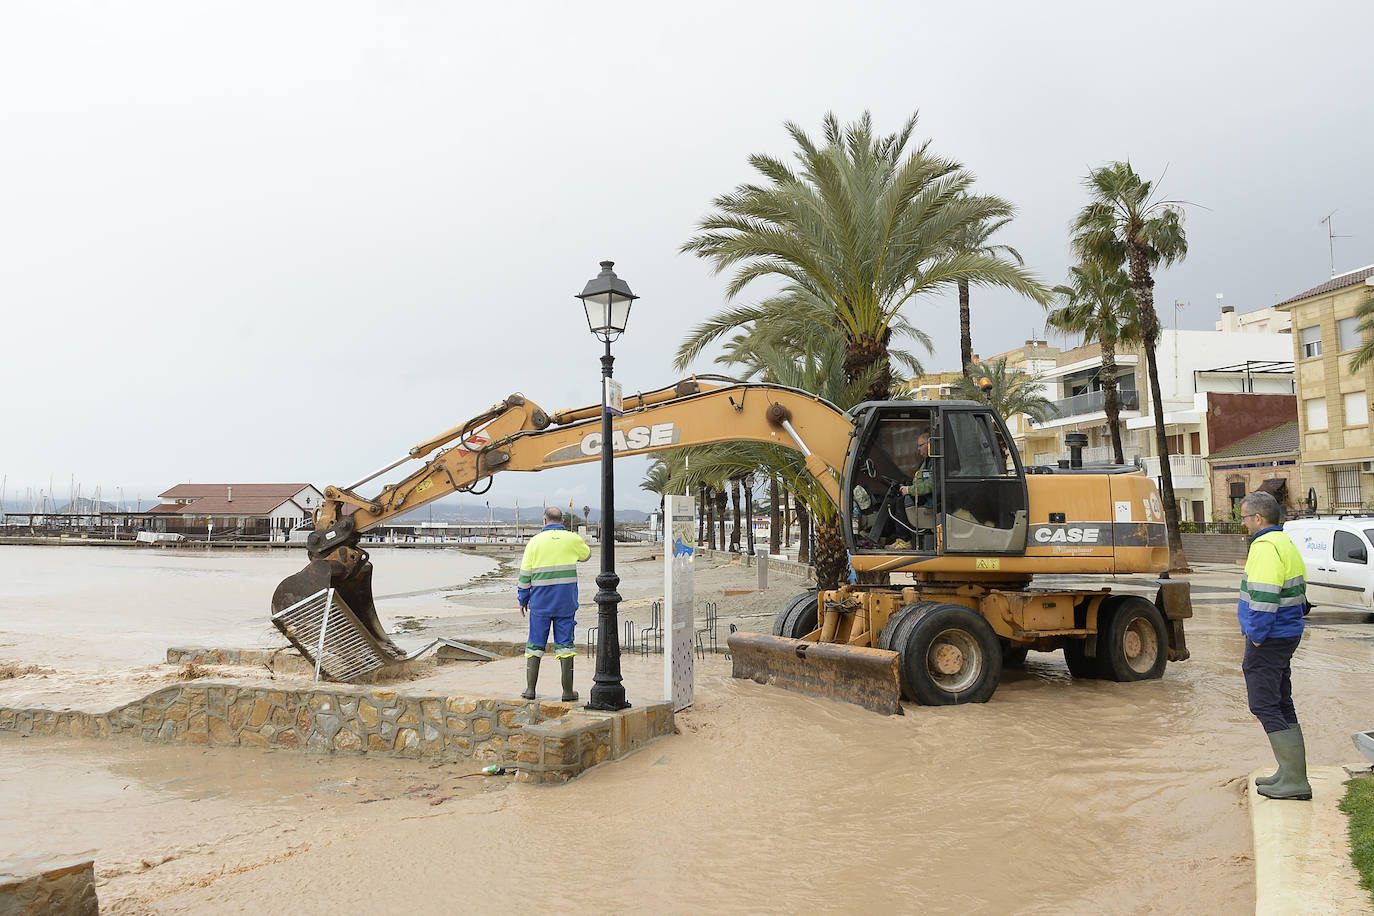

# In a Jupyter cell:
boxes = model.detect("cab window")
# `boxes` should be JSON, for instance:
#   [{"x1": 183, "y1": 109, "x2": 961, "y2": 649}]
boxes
[{"x1": 1334, "y1": 529, "x2": 1367, "y2": 564}]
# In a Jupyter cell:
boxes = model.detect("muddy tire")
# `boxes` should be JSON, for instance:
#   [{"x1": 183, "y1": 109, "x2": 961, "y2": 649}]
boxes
[
  {"x1": 1096, "y1": 596, "x2": 1168, "y2": 682},
  {"x1": 896, "y1": 603, "x2": 1002, "y2": 705},
  {"x1": 772, "y1": 589, "x2": 819, "y2": 639},
  {"x1": 876, "y1": 602, "x2": 932, "y2": 652},
  {"x1": 1063, "y1": 641, "x2": 1098, "y2": 679},
  {"x1": 1000, "y1": 640, "x2": 1029, "y2": 669}
]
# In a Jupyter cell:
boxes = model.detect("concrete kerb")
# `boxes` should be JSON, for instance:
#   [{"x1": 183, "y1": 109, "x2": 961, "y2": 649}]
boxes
[{"x1": 1250, "y1": 765, "x2": 1371, "y2": 914}]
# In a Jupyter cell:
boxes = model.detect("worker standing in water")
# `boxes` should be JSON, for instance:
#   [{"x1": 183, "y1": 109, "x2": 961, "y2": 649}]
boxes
[
  {"x1": 517, "y1": 506, "x2": 591, "y2": 701},
  {"x1": 1237, "y1": 490, "x2": 1312, "y2": 800}
]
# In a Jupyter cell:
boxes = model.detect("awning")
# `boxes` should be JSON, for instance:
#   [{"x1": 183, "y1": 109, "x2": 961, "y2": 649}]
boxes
[{"x1": 1258, "y1": 478, "x2": 1288, "y2": 499}]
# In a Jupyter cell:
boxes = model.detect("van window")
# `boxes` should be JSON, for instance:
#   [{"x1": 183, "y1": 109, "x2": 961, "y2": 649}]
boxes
[{"x1": 1334, "y1": 530, "x2": 1367, "y2": 564}]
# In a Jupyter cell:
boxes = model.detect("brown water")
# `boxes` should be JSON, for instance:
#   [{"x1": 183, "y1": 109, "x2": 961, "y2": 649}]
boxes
[
  {"x1": 0, "y1": 545, "x2": 495, "y2": 670},
  {"x1": 2, "y1": 547, "x2": 1372, "y2": 914}
]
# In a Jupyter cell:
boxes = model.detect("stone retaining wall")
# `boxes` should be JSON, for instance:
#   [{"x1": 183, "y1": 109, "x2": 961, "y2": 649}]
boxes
[
  {"x1": 0, "y1": 682, "x2": 673, "y2": 784},
  {"x1": 694, "y1": 547, "x2": 814, "y2": 580},
  {"x1": 0, "y1": 854, "x2": 98, "y2": 915}
]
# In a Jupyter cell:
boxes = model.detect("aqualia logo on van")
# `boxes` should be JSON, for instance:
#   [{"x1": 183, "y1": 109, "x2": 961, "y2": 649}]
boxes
[{"x1": 1303, "y1": 536, "x2": 1328, "y2": 553}]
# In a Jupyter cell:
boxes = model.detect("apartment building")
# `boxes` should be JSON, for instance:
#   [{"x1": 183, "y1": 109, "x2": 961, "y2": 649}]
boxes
[
  {"x1": 1028, "y1": 309, "x2": 1294, "y2": 521},
  {"x1": 1274, "y1": 265, "x2": 1374, "y2": 510}
]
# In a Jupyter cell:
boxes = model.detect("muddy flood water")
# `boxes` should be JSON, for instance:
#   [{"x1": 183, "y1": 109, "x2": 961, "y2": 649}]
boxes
[{"x1": 2, "y1": 544, "x2": 1373, "y2": 914}]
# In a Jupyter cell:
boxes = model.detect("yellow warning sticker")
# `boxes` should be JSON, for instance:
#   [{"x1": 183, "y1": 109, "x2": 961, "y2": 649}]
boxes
[
  {"x1": 416, "y1": 478, "x2": 434, "y2": 493},
  {"x1": 975, "y1": 558, "x2": 1000, "y2": 570}
]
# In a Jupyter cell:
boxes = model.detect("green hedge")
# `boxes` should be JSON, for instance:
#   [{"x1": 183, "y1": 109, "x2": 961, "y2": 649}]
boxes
[{"x1": 1340, "y1": 777, "x2": 1374, "y2": 904}]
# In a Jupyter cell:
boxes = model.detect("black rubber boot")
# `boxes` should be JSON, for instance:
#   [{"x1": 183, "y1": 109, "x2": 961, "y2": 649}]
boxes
[
  {"x1": 1256, "y1": 723, "x2": 1301, "y2": 787},
  {"x1": 1256, "y1": 726, "x2": 1312, "y2": 800},
  {"x1": 559, "y1": 656, "x2": 578, "y2": 702},
  {"x1": 521, "y1": 656, "x2": 541, "y2": 700}
]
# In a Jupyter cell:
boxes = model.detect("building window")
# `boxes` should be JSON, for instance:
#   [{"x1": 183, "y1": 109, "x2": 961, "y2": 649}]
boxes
[
  {"x1": 1328, "y1": 466, "x2": 1361, "y2": 507},
  {"x1": 1229, "y1": 480, "x2": 1246, "y2": 516},
  {"x1": 1300, "y1": 325, "x2": 1323, "y2": 359},
  {"x1": 1306, "y1": 397, "x2": 1328, "y2": 431},
  {"x1": 1339, "y1": 316, "x2": 1363, "y2": 353},
  {"x1": 1345, "y1": 391, "x2": 1369, "y2": 428}
]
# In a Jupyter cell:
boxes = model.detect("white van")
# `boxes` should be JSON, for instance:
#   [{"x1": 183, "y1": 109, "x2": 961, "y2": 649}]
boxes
[{"x1": 1283, "y1": 516, "x2": 1374, "y2": 612}]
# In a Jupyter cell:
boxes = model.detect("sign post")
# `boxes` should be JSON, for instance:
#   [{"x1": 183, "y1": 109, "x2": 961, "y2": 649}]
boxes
[{"x1": 664, "y1": 494, "x2": 696, "y2": 710}]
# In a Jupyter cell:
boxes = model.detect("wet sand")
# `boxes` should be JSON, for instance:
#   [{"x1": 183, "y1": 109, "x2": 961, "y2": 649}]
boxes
[{"x1": 2, "y1": 545, "x2": 1373, "y2": 913}]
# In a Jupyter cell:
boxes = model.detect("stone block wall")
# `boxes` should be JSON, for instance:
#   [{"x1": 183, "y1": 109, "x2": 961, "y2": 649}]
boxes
[
  {"x1": 0, "y1": 682, "x2": 674, "y2": 784},
  {"x1": 0, "y1": 855, "x2": 98, "y2": 915}
]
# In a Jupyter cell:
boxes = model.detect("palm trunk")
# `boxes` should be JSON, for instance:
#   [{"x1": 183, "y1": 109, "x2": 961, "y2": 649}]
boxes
[
  {"x1": 796, "y1": 501, "x2": 810, "y2": 564},
  {"x1": 769, "y1": 476, "x2": 781, "y2": 554},
  {"x1": 697, "y1": 484, "x2": 707, "y2": 545},
  {"x1": 1129, "y1": 242, "x2": 1189, "y2": 571},
  {"x1": 1101, "y1": 339, "x2": 1125, "y2": 465},
  {"x1": 844, "y1": 330, "x2": 894, "y2": 402},
  {"x1": 716, "y1": 488, "x2": 727, "y2": 552},
  {"x1": 812, "y1": 515, "x2": 847, "y2": 590},
  {"x1": 743, "y1": 474, "x2": 755, "y2": 555},
  {"x1": 729, "y1": 477, "x2": 741, "y2": 551},
  {"x1": 959, "y1": 278, "x2": 973, "y2": 377},
  {"x1": 783, "y1": 490, "x2": 792, "y2": 551}
]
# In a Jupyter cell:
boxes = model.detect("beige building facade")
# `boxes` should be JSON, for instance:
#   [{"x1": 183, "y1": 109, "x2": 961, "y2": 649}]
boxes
[{"x1": 1275, "y1": 265, "x2": 1374, "y2": 510}]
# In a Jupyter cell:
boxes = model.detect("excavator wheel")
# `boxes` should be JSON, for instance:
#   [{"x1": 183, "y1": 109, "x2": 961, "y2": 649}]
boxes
[
  {"x1": 999, "y1": 639, "x2": 1029, "y2": 669},
  {"x1": 1062, "y1": 641, "x2": 1098, "y2": 679},
  {"x1": 891, "y1": 602, "x2": 1002, "y2": 705},
  {"x1": 772, "y1": 589, "x2": 819, "y2": 639},
  {"x1": 1095, "y1": 595, "x2": 1168, "y2": 682}
]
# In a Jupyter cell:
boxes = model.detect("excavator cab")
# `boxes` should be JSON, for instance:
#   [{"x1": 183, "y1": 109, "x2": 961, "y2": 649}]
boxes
[{"x1": 845, "y1": 402, "x2": 1029, "y2": 557}]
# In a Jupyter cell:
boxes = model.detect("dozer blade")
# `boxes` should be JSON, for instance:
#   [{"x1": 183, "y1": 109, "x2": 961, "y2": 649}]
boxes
[{"x1": 728, "y1": 632, "x2": 903, "y2": 716}]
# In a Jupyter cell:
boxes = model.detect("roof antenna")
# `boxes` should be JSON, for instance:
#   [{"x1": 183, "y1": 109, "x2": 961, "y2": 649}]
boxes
[{"x1": 1320, "y1": 211, "x2": 1351, "y2": 278}]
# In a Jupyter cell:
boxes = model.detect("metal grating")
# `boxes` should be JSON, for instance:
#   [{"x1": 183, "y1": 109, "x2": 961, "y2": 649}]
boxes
[{"x1": 272, "y1": 587, "x2": 398, "y2": 682}]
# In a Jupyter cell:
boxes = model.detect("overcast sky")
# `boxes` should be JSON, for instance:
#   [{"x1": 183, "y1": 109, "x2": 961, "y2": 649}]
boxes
[{"x1": 3, "y1": 0, "x2": 1371, "y2": 513}]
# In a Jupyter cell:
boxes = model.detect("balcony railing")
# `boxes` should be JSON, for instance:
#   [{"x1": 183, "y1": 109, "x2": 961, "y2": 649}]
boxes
[
  {"x1": 1142, "y1": 454, "x2": 1206, "y2": 483},
  {"x1": 1031, "y1": 446, "x2": 1137, "y2": 467},
  {"x1": 1048, "y1": 388, "x2": 1139, "y2": 419}
]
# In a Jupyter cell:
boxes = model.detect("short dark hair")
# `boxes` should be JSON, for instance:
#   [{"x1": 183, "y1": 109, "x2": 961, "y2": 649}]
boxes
[
  {"x1": 1241, "y1": 491, "x2": 1282, "y2": 526},
  {"x1": 544, "y1": 506, "x2": 564, "y2": 524}
]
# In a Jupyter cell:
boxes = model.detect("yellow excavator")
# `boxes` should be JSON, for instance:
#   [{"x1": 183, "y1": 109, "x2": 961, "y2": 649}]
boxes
[{"x1": 272, "y1": 377, "x2": 1190, "y2": 713}]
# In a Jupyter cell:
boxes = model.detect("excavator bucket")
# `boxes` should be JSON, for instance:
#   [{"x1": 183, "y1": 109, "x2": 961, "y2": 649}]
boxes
[
  {"x1": 271, "y1": 546, "x2": 402, "y2": 657},
  {"x1": 728, "y1": 632, "x2": 903, "y2": 716}
]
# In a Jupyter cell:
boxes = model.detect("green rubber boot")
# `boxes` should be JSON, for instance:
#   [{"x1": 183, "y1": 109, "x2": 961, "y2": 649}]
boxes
[
  {"x1": 559, "y1": 656, "x2": 578, "y2": 702},
  {"x1": 1256, "y1": 723, "x2": 1301, "y2": 786},
  {"x1": 1256, "y1": 726, "x2": 1312, "y2": 800},
  {"x1": 521, "y1": 656, "x2": 541, "y2": 700}
]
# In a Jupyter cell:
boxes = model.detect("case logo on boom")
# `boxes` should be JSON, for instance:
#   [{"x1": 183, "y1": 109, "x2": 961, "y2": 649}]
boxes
[
  {"x1": 1033, "y1": 526, "x2": 1102, "y2": 544},
  {"x1": 579, "y1": 422, "x2": 678, "y2": 456}
]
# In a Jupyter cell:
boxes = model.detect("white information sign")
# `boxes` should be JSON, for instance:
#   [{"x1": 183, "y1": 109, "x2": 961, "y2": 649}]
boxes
[{"x1": 664, "y1": 494, "x2": 696, "y2": 711}]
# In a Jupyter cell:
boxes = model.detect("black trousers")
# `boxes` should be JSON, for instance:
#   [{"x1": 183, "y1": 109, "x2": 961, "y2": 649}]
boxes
[{"x1": 1241, "y1": 635, "x2": 1301, "y2": 733}]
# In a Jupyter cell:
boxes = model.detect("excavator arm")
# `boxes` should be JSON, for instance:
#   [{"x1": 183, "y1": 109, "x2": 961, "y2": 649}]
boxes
[{"x1": 271, "y1": 378, "x2": 854, "y2": 644}]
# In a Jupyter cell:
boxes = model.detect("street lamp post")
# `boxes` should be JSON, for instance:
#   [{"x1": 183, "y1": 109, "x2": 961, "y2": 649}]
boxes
[{"x1": 577, "y1": 260, "x2": 637, "y2": 711}]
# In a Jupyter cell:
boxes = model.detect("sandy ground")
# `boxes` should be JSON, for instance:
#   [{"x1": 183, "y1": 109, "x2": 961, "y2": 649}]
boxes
[{"x1": 2, "y1": 546, "x2": 1373, "y2": 914}]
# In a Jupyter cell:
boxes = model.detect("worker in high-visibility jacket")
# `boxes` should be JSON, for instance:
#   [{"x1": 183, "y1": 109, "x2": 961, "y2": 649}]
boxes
[
  {"x1": 1237, "y1": 490, "x2": 1311, "y2": 801},
  {"x1": 517, "y1": 506, "x2": 591, "y2": 701}
]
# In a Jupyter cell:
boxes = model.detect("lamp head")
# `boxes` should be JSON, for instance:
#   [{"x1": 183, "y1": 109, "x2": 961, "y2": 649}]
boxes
[{"x1": 577, "y1": 260, "x2": 638, "y2": 342}]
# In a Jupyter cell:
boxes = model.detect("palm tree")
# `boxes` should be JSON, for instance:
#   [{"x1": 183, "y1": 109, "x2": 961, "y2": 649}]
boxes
[
  {"x1": 681, "y1": 110, "x2": 1047, "y2": 403},
  {"x1": 1072, "y1": 161, "x2": 1189, "y2": 569},
  {"x1": 950, "y1": 203, "x2": 1024, "y2": 378},
  {"x1": 953, "y1": 358, "x2": 1057, "y2": 425},
  {"x1": 1348, "y1": 292, "x2": 1374, "y2": 372},
  {"x1": 1047, "y1": 261, "x2": 1142, "y2": 464}
]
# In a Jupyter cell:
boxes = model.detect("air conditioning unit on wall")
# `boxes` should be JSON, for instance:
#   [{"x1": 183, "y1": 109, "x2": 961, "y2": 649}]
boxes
[{"x1": 1359, "y1": 461, "x2": 1374, "y2": 474}]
